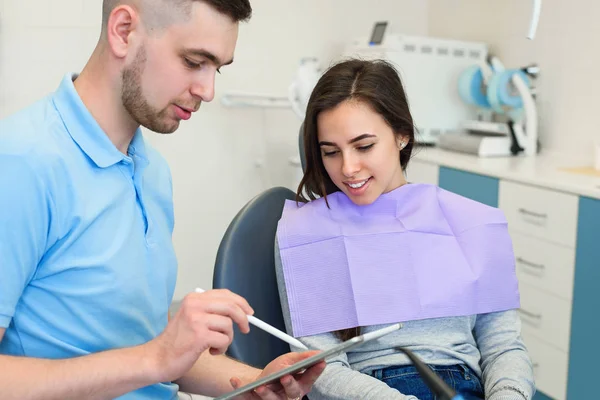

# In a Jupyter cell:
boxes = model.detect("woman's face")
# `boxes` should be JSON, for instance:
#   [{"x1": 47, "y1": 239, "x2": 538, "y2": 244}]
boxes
[{"x1": 317, "y1": 100, "x2": 407, "y2": 205}]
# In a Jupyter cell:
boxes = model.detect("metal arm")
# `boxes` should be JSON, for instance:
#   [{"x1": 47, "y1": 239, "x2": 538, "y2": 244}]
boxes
[{"x1": 395, "y1": 347, "x2": 465, "y2": 400}]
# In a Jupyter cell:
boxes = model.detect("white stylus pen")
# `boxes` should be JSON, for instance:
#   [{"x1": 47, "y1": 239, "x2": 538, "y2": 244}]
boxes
[{"x1": 195, "y1": 288, "x2": 309, "y2": 350}]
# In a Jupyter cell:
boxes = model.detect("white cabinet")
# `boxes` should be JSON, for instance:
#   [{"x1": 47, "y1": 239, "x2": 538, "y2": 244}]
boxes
[
  {"x1": 522, "y1": 331, "x2": 569, "y2": 400},
  {"x1": 511, "y1": 232, "x2": 575, "y2": 301},
  {"x1": 519, "y1": 282, "x2": 572, "y2": 353},
  {"x1": 498, "y1": 181, "x2": 578, "y2": 400},
  {"x1": 499, "y1": 181, "x2": 579, "y2": 248}
]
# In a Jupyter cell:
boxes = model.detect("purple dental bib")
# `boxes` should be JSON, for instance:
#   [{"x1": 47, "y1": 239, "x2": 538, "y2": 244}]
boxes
[{"x1": 276, "y1": 184, "x2": 520, "y2": 337}]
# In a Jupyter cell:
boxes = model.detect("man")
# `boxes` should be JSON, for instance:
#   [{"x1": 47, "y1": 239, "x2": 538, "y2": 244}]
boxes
[{"x1": 0, "y1": 0, "x2": 325, "y2": 399}]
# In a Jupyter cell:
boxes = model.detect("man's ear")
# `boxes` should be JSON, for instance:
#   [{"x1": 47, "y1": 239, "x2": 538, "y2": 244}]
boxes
[{"x1": 106, "y1": 5, "x2": 140, "y2": 59}]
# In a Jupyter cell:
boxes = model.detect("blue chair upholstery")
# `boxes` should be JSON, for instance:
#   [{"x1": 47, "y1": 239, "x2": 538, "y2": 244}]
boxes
[{"x1": 213, "y1": 186, "x2": 297, "y2": 369}]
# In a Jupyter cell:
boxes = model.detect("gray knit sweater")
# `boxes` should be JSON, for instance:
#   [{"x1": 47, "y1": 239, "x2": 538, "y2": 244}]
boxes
[{"x1": 274, "y1": 240, "x2": 535, "y2": 400}]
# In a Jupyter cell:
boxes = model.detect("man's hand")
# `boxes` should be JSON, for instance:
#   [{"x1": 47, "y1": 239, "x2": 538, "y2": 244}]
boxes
[
  {"x1": 230, "y1": 352, "x2": 326, "y2": 400},
  {"x1": 145, "y1": 289, "x2": 254, "y2": 383}
]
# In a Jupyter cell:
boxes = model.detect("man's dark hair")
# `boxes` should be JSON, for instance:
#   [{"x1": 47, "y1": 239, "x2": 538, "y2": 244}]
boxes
[{"x1": 102, "y1": 0, "x2": 252, "y2": 34}]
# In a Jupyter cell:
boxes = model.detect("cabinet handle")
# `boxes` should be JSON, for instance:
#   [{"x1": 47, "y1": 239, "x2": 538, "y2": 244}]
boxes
[
  {"x1": 519, "y1": 309, "x2": 542, "y2": 320},
  {"x1": 518, "y1": 208, "x2": 548, "y2": 219},
  {"x1": 517, "y1": 257, "x2": 545, "y2": 272}
]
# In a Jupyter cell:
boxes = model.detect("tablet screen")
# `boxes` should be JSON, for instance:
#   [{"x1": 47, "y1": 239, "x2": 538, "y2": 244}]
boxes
[{"x1": 215, "y1": 323, "x2": 402, "y2": 400}]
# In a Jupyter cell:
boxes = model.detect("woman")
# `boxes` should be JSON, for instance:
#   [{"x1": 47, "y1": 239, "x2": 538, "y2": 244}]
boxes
[{"x1": 274, "y1": 59, "x2": 534, "y2": 400}]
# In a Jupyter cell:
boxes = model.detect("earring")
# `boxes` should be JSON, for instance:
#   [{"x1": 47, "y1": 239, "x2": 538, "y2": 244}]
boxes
[{"x1": 400, "y1": 141, "x2": 408, "y2": 150}]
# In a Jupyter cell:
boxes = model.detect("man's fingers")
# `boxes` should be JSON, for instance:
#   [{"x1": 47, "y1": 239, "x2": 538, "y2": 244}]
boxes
[
  {"x1": 205, "y1": 331, "x2": 231, "y2": 356},
  {"x1": 296, "y1": 361, "x2": 326, "y2": 390},
  {"x1": 280, "y1": 350, "x2": 321, "y2": 366},
  {"x1": 279, "y1": 374, "x2": 304, "y2": 400},
  {"x1": 209, "y1": 347, "x2": 225, "y2": 356},
  {"x1": 253, "y1": 385, "x2": 280, "y2": 400},
  {"x1": 230, "y1": 377, "x2": 240, "y2": 389},
  {"x1": 230, "y1": 377, "x2": 278, "y2": 400},
  {"x1": 181, "y1": 289, "x2": 254, "y2": 333},
  {"x1": 203, "y1": 300, "x2": 251, "y2": 333},
  {"x1": 206, "y1": 314, "x2": 234, "y2": 341},
  {"x1": 200, "y1": 289, "x2": 254, "y2": 315}
]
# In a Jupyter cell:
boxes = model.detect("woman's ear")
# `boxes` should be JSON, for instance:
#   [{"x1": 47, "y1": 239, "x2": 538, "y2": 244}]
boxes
[{"x1": 396, "y1": 135, "x2": 408, "y2": 150}]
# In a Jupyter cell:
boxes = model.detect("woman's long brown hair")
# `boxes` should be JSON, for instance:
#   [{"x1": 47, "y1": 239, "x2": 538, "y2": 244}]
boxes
[{"x1": 296, "y1": 59, "x2": 416, "y2": 340}]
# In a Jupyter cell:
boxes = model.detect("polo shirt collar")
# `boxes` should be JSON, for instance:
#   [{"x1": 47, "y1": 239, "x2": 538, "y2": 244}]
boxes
[{"x1": 52, "y1": 73, "x2": 149, "y2": 169}]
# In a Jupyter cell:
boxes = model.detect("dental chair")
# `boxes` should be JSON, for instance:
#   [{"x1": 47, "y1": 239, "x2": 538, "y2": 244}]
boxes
[{"x1": 212, "y1": 186, "x2": 297, "y2": 369}]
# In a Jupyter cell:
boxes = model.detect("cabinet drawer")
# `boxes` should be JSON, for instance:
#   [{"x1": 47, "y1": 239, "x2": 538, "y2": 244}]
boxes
[
  {"x1": 406, "y1": 160, "x2": 439, "y2": 185},
  {"x1": 522, "y1": 333, "x2": 569, "y2": 400},
  {"x1": 499, "y1": 181, "x2": 578, "y2": 247},
  {"x1": 519, "y1": 283, "x2": 572, "y2": 352},
  {"x1": 512, "y1": 231, "x2": 575, "y2": 301}
]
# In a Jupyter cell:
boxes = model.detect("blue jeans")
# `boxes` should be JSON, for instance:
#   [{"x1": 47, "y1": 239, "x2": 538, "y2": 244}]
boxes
[{"x1": 370, "y1": 364, "x2": 484, "y2": 400}]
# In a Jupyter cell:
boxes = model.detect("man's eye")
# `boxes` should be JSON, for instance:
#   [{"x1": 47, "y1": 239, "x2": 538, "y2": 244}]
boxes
[{"x1": 184, "y1": 58, "x2": 202, "y2": 69}]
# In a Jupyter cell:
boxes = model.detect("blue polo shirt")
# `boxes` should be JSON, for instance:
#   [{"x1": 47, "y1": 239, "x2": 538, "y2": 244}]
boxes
[{"x1": 0, "y1": 74, "x2": 179, "y2": 399}]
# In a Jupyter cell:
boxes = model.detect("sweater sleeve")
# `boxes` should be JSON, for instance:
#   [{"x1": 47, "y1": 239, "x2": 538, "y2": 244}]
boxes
[{"x1": 473, "y1": 310, "x2": 536, "y2": 400}]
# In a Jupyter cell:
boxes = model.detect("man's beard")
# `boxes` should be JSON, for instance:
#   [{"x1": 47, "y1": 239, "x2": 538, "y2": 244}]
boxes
[{"x1": 121, "y1": 45, "x2": 178, "y2": 134}]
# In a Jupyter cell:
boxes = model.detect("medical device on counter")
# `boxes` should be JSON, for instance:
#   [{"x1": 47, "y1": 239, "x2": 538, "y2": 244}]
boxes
[
  {"x1": 288, "y1": 57, "x2": 322, "y2": 120},
  {"x1": 437, "y1": 57, "x2": 540, "y2": 157}
]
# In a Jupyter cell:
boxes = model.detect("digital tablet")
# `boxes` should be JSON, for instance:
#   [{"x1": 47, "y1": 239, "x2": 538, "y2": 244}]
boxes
[{"x1": 215, "y1": 323, "x2": 402, "y2": 400}]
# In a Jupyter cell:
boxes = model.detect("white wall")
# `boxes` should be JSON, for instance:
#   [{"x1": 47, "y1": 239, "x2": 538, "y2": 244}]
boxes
[
  {"x1": 0, "y1": 0, "x2": 429, "y2": 301},
  {"x1": 428, "y1": 0, "x2": 600, "y2": 165},
  {"x1": 0, "y1": 1, "x2": 100, "y2": 114}
]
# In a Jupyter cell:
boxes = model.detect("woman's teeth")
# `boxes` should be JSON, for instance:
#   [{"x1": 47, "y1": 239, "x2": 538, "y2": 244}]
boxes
[{"x1": 348, "y1": 179, "x2": 369, "y2": 189}]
